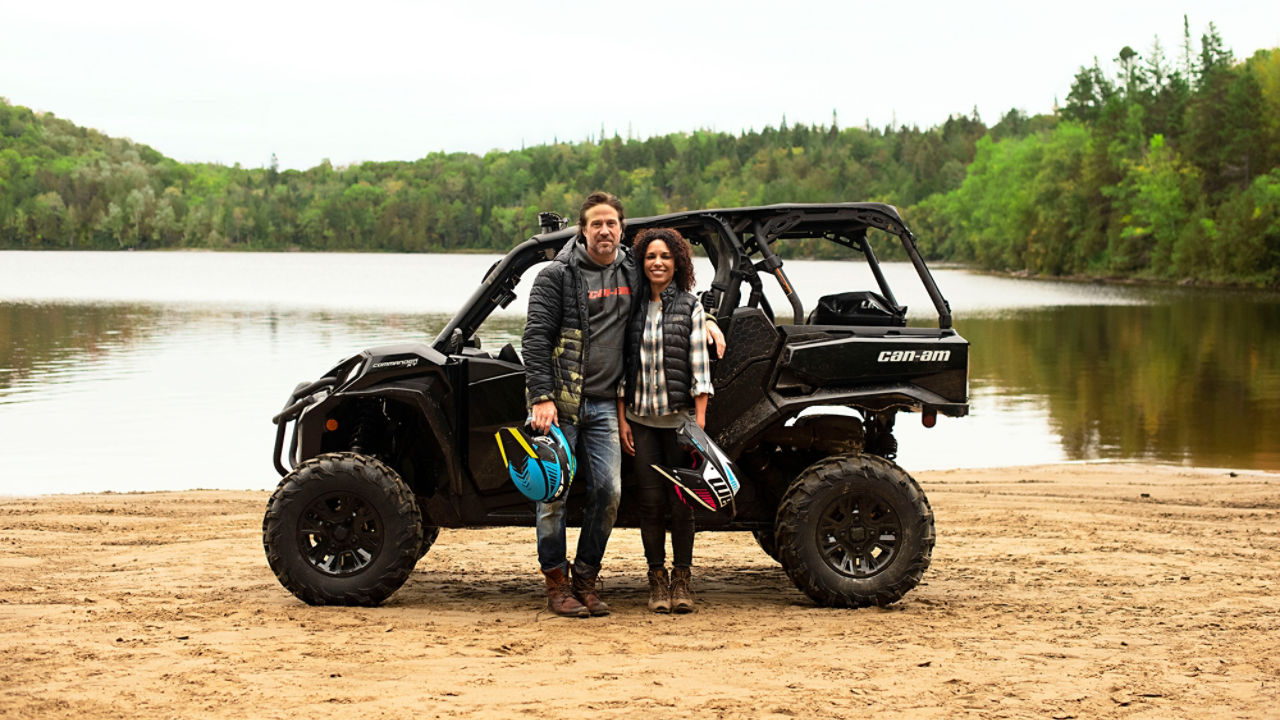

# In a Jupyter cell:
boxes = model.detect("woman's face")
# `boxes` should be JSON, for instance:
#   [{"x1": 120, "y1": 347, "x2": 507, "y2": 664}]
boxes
[{"x1": 643, "y1": 239, "x2": 674, "y2": 289}]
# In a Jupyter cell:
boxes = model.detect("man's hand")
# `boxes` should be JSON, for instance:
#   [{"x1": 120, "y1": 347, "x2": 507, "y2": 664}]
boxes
[
  {"x1": 707, "y1": 320, "x2": 726, "y2": 359},
  {"x1": 530, "y1": 400, "x2": 558, "y2": 434}
]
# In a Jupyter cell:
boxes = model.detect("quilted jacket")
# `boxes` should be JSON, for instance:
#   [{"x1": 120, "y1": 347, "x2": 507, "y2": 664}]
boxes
[{"x1": 522, "y1": 237, "x2": 638, "y2": 425}]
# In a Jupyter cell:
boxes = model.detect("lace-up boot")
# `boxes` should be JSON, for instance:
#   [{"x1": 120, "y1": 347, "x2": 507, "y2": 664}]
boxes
[
  {"x1": 543, "y1": 567, "x2": 589, "y2": 618},
  {"x1": 670, "y1": 566, "x2": 695, "y2": 613},
  {"x1": 647, "y1": 567, "x2": 671, "y2": 613},
  {"x1": 570, "y1": 564, "x2": 611, "y2": 616}
]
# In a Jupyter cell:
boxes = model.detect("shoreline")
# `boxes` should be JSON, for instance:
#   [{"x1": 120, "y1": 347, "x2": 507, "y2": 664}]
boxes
[
  {"x1": 3, "y1": 460, "x2": 1277, "y2": 500},
  {"x1": 6, "y1": 459, "x2": 1278, "y2": 501},
  {"x1": 977, "y1": 266, "x2": 1280, "y2": 292}
]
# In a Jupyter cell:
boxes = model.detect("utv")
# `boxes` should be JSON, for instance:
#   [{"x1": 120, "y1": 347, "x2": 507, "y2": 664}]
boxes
[{"x1": 264, "y1": 202, "x2": 969, "y2": 608}]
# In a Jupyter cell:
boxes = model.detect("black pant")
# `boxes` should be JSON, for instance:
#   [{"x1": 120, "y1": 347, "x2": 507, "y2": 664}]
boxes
[{"x1": 631, "y1": 421, "x2": 695, "y2": 569}]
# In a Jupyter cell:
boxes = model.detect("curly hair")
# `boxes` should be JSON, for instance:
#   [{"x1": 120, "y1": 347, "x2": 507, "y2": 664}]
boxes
[{"x1": 633, "y1": 227, "x2": 695, "y2": 292}]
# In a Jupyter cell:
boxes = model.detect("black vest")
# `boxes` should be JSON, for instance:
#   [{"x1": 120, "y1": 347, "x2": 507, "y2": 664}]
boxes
[{"x1": 625, "y1": 285, "x2": 698, "y2": 410}]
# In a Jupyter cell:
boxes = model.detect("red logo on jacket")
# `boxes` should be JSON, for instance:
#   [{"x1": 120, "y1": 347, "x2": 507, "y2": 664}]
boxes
[{"x1": 587, "y1": 286, "x2": 631, "y2": 300}]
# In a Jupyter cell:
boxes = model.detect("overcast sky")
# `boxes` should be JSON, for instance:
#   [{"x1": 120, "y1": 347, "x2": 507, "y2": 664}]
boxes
[{"x1": 3, "y1": 0, "x2": 1277, "y2": 171}]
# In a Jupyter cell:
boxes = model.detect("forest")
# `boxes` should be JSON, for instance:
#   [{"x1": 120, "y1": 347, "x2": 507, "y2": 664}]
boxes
[{"x1": 1, "y1": 21, "x2": 1277, "y2": 287}]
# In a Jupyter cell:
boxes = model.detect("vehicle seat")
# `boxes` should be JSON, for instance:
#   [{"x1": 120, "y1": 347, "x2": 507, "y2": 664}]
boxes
[
  {"x1": 707, "y1": 307, "x2": 781, "y2": 439},
  {"x1": 498, "y1": 342, "x2": 522, "y2": 365}
]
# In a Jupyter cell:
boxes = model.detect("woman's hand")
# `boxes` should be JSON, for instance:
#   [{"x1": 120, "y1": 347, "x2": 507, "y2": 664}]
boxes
[
  {"x1": 619, "y1": 416, "x2": 635, "y2": 456},
  {"x1": 617, "y1": 399, "x2": 635, "y2": 456},
  {"x1": 695, "y1": 394, "x2": 708, "y2": 429},
  {"x1": 706, "y1": 319, "x2": 726, "y2": 359}
]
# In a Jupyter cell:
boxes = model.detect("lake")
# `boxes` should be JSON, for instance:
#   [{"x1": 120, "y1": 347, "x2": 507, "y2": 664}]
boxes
[{"x1": 2, "y1": 250, "x2": 1277, "y2": 495}]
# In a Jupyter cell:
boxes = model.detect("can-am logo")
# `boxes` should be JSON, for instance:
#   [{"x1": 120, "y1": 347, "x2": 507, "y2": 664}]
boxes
[
  {"x1": 371, "y1": 358, "x2": 420, "y2": 370},
  {"x1": 878, "y1": 350, "x2": 950, "y2": 362}
]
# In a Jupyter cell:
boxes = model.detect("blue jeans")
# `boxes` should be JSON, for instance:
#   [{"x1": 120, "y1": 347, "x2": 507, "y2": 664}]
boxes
[{"x1": 536, "y1": 397, "x2": 622, "y2": 574}]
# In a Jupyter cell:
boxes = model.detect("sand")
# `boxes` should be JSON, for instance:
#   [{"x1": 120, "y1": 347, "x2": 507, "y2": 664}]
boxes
[{"x1": 1, "y1": 463, "x2": 1277, "y2": 719}]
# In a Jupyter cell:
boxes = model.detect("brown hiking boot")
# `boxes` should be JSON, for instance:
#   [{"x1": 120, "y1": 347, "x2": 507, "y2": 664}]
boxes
[
  {"x1": 543, "y1": 567, "x2": 589, "y2": 618},
  {"x1": 647, "y1": 567, "x2": 671, "y2": 614},
  {"x1": 570, "y1": 565, "x2": 611, "y2": 616},
  {"x1": 670, "y1": 567, "x2": 695, "y2": 613}
]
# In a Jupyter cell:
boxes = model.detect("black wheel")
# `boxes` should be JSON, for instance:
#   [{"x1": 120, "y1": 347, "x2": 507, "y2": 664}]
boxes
[
  {"x1": 753, "y1": 529, "x2": 781, "y2": 563},
  {"x1": 775, "y1": 453, "x2": 933, "y2": 607},
  {"x1": 414, "y1": 497, "x2": 440, "y2": 561},
  {"x1": 417, "y1": 525, "x2": 441, "y2": 560},
  {"x1": 263, "y1": 452, "x2": 422, "y2": 606}
]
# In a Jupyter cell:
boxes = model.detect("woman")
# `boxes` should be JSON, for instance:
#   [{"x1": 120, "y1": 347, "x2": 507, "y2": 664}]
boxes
[{"x1": 618, "y1": 227, "x2": 714, "y2": 614}]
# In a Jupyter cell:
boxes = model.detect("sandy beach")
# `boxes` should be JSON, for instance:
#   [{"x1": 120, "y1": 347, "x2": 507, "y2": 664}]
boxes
[{"x1": 1, "y1": 463, "x2": 1277, "y2": 719}]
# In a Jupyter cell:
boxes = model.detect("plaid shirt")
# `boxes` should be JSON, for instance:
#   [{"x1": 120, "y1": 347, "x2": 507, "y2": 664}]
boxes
[{"x1": 631, "y1": 299, "x2": 714, "y2": 418}]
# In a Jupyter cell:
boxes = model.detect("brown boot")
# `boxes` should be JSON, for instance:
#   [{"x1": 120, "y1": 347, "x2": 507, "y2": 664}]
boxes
[
  {"x1": 670, "y1": 567, "x2": 695, "y2": 614},
  {"x1": 647, "y1": 567, "x2": 672, "y2": 613},
  {"x1": 570, "y1": 565, "x2": 611, "y2": 616},
  {"x1": 543, "y1": 567, "x2": 589, "y2": 618}
]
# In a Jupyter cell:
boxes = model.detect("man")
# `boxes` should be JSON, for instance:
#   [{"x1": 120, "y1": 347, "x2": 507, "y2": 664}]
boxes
[{"x1": 522, "y1": 190, "x2": 635, "y2": 618}]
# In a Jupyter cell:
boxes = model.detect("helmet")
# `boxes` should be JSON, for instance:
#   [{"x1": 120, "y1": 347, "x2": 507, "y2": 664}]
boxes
[
  {"x1": 494, "y1": 424, "x2": 576, "y2": 503},
  {"x1": 651, "y1": 418, "x2": 740, "y2": 514}
]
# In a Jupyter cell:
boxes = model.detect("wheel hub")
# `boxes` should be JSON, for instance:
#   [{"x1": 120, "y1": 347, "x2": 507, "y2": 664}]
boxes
[
  {"x1": 815, "y1": 492, "x2": 901, "y2": 579},
  {"x1": 297, "y1": 491, "x2": 384, "y2": 577}
]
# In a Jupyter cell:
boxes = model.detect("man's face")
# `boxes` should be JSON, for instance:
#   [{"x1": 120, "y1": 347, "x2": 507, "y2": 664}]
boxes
[{"x1": 582, "y1": 204, "x2": 622, "y2": 265}]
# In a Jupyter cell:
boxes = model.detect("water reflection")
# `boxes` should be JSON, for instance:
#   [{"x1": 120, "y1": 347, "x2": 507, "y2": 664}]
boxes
[
  {"x1": 0, "y1": 303, "x2": 159, "y2": 399},
  {"x1": 961, "y1": 295, "x2": 1280, "y2": 469}
]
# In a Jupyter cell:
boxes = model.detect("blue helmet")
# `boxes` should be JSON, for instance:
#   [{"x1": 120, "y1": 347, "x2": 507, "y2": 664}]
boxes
[
  {"x1": 652, "y1": 418, "x2": 740, "y2": 514},
  {"x1": 494, "y1": 424, "x2": 576, "y2": 503}
]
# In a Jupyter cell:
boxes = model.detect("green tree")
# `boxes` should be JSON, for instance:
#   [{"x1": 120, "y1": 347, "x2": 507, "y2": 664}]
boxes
[{"x1": 1111, "y1": 134, "x2": 1203, "y2": 275}]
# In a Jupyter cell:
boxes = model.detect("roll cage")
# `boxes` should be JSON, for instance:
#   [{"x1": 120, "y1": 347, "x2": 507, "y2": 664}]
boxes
[{"x1": 433, "y1": 202, "x2": 954, "y2": 356}]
